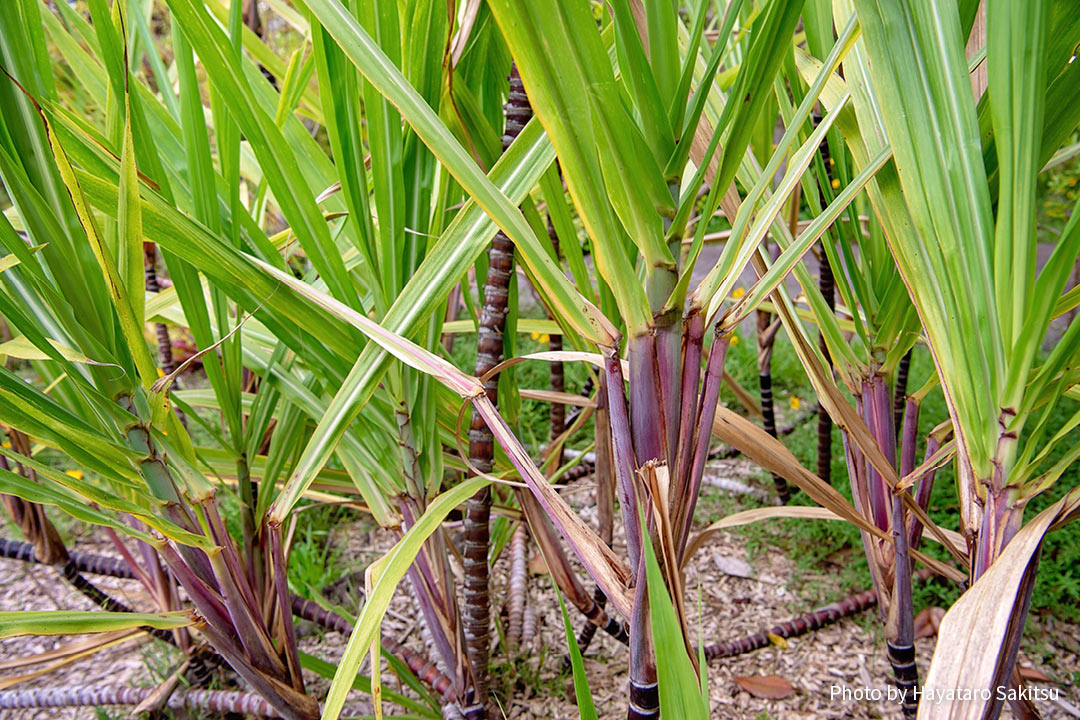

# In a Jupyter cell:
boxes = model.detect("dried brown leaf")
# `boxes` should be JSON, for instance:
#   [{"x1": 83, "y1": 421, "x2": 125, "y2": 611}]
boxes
[
  {"x1": 1018, "y1": 666, "x2": 1052, "y2": 683},
  {"x1": 914, "y1": 606, "x2": 946, "y2": 638},
  {"x1": 733, "y1": 674, "x2": 796, "y2": 699}
]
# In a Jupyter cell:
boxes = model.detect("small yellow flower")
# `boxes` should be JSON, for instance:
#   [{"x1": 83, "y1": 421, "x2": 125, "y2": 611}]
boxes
[
  {"x1": 831, "y1": 178, "x2": 841, "y2": 190},
  {"x1": 530, "y1": 331, "x2": 541, "y2": 341},
  {"x1": 157, "y1": 367, "x2": 166, "y2": 378},
  {"x1": 730, "y1": 334, "x2": 740, "y2": 346},
  {"x1": 65, "y1": 469, "x2": 83, "y2": 480},
  {"x1": 538, "y1": 334, "x2": 551, "y2": 344},
  {"x1": 828, "y1": 158, "x2": 835, "y2": 167},
  {"x1": 732, "y1": 287, "x2": 745, "y2": 298},
  {"x1": 789, "y1": 396, "x2": 801, "y2": 410},
  {"x1": 1, "y1": 441, "x2": 9, "y2": 449}
]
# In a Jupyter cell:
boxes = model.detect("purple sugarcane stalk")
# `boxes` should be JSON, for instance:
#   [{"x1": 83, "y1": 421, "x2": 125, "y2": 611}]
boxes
[
  {"x1": 628, "y1": 332, "x2": 666, "y2": 466},
  {"x1": 859, "y1": 385, "x2": 891, "y2": 531},
  {"x1": 673, "y1": 313, "x2": 705, "y2": 511},
  {"x1": 894, "y1": 349, "x2": 913, "y2": 435},
  {"x1": 269, "y1": 524, "x2": 305, "y2": 692},
  {"x1": 757, "y1": 311, "x2": 790, "y2": 503},
  {"x1": 817, "y1": 245, "x2": 836, "y2": 484},
  {"x1": 704, "y1": 567, "x2": 935, "y2": 660},
  {"x1": 603, "y1": 348, "x2": 643, "y2": 576},
  {"x1": 908, "y1": 434, "x2": 941, "y2": 551},
  {"x1": 157, "y1": 543, "x2": 317, "y2": 720},
  {"x1": 656, "y1": 321, "x2": 684, "y2": 468},
  {"x1": 203, "y1": 501, "x2": 286, "y2": 681},
  {"x1": 0, "y1": 686, "x2": 283, "y2": 717},
  {"x1": 888, "y1": 491, "x2": 918, "y2": 718},
  {"x1": 627, "y1": 548, "x2": 658, "y2": 720},
  {"x1": 676, "y1": 329, "x2": 731, "y2": 557}
]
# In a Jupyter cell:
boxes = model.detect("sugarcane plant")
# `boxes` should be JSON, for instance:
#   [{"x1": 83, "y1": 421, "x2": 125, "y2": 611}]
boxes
[
  {"x1": 800, "y1": 0, "x2": 1080, "y2": 717},
  {"x1": 0, "y1": 0, "x2": 520, "y2": 716},
  {"x1": 2, "y1": 1, "x2": 1079, "y2": 719},
  {"x1": 275, "y1": 1, "x2": 975, "y2": 718}
]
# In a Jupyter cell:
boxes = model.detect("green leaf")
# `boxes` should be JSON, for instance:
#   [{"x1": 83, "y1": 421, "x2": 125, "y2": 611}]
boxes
[
  {"x1": 320, "y1": 475, "x2": 491, "y2": 720},
  {"x1": 556, "y1": 582, "x2": 599, "y2": 720},
  {"x1": 0, "y1": 610, "x2": 194, "y2": 638},
  {"x1": 643, "y1": 530, "x2": 708, "y2": 718}
]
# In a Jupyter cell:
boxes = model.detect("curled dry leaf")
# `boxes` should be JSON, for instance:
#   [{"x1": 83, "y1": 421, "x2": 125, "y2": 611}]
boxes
[
  {"x1": 1018, "y1": 666, "x2": 1053, "y2": 684},
  {"x1": 914, "y1": 606, "x2": 946, "y2": 638},
  {"x1": 733, "y1": 674, "x2": 797, "y2": 699}
]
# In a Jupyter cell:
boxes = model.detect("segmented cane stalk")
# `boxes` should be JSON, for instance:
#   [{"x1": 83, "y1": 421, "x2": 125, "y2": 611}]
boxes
[
  {"x1": 817, "y1": 247, "x2": 835, "y2": 484},
  {"x1": 522, "y1": 603, "x2": 537, "y2": 649},
  {"x1": 814, "y1": 113, "x2": 836, "y2": 485},
  {"x1": 546, "y1": 217, "x2": 566, "y2": 452},
  {"x1": 893, "y1": 349, "x2": 913, "y2": 433},
  {"x1": 463, "y1": 65, "x2": 532, "y2": 704},
  {"x1": 143, "y1": 243, "x2": 176, "y2": 376},
  {"x1": 0, "y1": 686, "x2": 283, "y2": 716},
  {"x1": 757, "y1": 300, "x2": 790, "y2": 502},
  {"x1": 506, "y1": 523, "x2": 529, "y2": 649},
  {"x1": 704, "y1": 567, "x2": 934, "y2": 660}
]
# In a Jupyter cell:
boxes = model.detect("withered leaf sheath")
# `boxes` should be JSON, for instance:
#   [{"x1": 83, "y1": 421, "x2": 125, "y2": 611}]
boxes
[{"x1": 462, "y1": 64, "x2": 532, "y2": 706}]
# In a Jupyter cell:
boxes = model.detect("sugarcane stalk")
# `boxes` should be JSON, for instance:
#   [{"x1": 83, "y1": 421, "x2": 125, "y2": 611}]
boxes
[
  {"x1": 269, "y1": 524, "x2": 304, "y2": 693},
  {"x1": 676, "y1": 329, "x2": 731, "y2": 557},
  {"x1": 704, "y1": 567, "x2": 935, "y2": 661},
  {"x1": 143, "y1": 242, "x2": 177, "y2": 376},
  {"x1": 817, "y1": 246, "x2": 835, "y2": 484},
  {"x1": 463, "y1": 64, "x2": 531, "y2": 706},
  {"x1": 603, "y1": 349, "x2": 643, "y2": 577},
  {"x1": 894, "y1": 349, "x2": 913, "y2": 435},
  {"x1": 519, "y1": 490, "x2": 627, "y2": 644},
  {"x1": 569, "y1": 375, "x2": 617, "y2": 658},
  {"x1": 546, "y1": 217, "x2": 566, "y2": 455},
  {"x1": 888, "y1": 493, "x2": 918, "y2": 718},
  {"x1": 0, "y1": 686, "x2": 286, "y2": 717},
  {"x1": 627, "y1": 549, "x2": 658, "y2": 720},
  {"x1": 757, "y1": 306, "x2": 790, "y2": 503},
  {"x1": 505, "y1": 522, "x2": 529, "y2": 650},
  {"x1": 673, "y1": 313, "x2": 705, "y2": 508}
]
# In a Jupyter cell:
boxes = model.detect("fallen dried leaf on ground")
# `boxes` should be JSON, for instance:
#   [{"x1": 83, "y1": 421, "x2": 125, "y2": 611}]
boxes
[{"x1": 733, "y1": 674, "x2": 796, "y2": 699}]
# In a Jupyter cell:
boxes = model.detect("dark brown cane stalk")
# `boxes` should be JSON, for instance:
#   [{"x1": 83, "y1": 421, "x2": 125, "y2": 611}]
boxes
[
  {"x1": 756, "y1": 303, "x2": 789, "y2": 502},
  {"x1": 817, "y1": 246, "x2": 835, "y2": 484},
  {"x1": 143, "y1": 243, "x2": 177, "y2": 376},
  {"x1": 463, "y1": 64, "x2": 531, "y2": 705},
  {"x1": 547, "y1": 217, "x2": 566, "y2": 455},
  {"x1": 893, "y1": 349, "x2": 913, "y2": 434}
]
